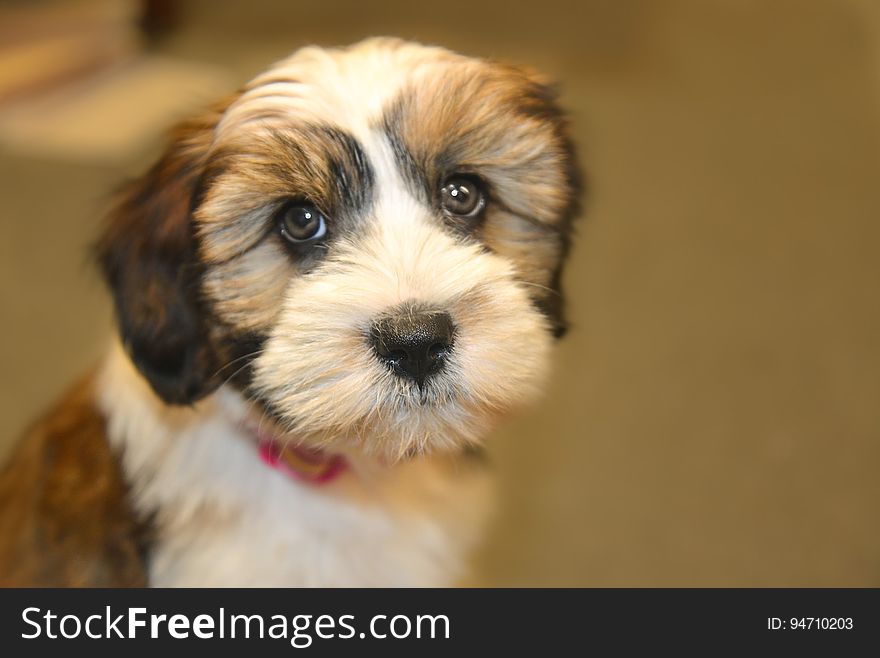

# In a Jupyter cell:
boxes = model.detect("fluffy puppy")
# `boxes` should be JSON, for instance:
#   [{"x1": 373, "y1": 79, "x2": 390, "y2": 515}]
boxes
[{"x1": 0, "y1": 38, "x2": 579, "y2": 586}]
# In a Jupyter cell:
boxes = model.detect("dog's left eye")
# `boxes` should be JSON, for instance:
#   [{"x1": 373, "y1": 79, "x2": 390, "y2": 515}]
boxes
[
  {"x1": 440, "y1": 176, "x2": 486, "y2": 218},
  {"x1": 276, "y1": 201, "x2": 327, "y2": 243}
]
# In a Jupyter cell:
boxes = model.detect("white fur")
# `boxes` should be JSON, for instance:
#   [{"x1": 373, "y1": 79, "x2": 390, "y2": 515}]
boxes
[{"x1": 98, "y1": 342, "x2": 491, "y2": 587}]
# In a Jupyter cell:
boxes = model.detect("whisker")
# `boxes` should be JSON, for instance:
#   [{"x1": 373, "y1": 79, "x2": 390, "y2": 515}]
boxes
[
  {"x1": 211, "y1": 349, "x2": 265, "y2": 380},
  {"x1": 517, "y1": 280, "x2": 559, "y2": 295},
  {"x1": 217, "y1": 358, "x2": 261, "y2": 390}
]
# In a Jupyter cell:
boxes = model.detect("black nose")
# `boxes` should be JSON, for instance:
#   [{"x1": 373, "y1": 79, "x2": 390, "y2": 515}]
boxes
[{"x1": 371, "y1": 311, "x2": 455, "y2": 384}]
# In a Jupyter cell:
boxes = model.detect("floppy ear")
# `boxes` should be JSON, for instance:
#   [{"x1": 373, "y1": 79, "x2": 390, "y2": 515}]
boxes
[
  {"x1": 512, "y1": 66, "x2": 583, "y2": 340},
  {"x1": 96, "y1": 111, "x2": 222, "y2": 405},
  {"x1": 532, "y1": 85, "x2": 583, "y2": 342}
]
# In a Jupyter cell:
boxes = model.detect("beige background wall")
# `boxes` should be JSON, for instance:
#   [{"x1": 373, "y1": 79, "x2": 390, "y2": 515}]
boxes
[{"x1": 1, "y1": 0, "x2": 878, "y2": 585}]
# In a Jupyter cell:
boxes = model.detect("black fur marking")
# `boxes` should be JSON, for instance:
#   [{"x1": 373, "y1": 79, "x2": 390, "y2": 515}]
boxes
[
  {"x1": 381, "y1": 100, "x2": 431, "y2": 205},
  {"x1": 266, "y1": 125, "x2": 375, "y2": 227}
]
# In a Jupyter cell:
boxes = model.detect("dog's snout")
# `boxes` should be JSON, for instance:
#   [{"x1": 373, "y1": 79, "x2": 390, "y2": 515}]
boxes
[{"x1": 371, "y1": 311, "x2": 455, "y2": 384}]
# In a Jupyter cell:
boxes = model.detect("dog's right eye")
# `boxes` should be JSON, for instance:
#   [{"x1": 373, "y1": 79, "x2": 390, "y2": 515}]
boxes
[{"x1": 276, "y1": 201, "x2": 327, "y2": 244}]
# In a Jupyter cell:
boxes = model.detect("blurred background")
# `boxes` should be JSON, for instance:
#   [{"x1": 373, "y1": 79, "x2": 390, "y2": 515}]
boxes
[{"x1": 1, "y1": 0, "x2": 879, "y2": 586}]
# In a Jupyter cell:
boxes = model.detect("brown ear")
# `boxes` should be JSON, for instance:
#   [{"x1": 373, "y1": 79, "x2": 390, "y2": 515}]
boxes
[
  {"x1": 503, "y1": 64, "x2": 583, "y2": 339},
  {"x1": 96, "y1": 110, "x2": 222, "y2": 405},
  {"x1": 525, "y1": 73, "x2": 583, "y2": 341}
]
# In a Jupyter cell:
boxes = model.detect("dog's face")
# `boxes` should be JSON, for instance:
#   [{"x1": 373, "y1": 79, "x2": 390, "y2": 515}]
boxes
[{"x1": 99, "y1": 39, "x2": 579, "y2": 460}]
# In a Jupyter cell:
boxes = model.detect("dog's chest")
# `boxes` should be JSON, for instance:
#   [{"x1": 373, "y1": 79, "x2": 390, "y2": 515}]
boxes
[
  {"x1": 100, "y1": 353, "x2": 490, "y2": 587},
  {"x1": 147, "y1": 456, "x2": 489, "y2": 587}
]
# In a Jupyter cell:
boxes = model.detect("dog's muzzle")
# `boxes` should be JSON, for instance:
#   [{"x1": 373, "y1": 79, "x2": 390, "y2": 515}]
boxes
[{"x1": 370, "y1": 308, "x2": 455, "y2": 385}]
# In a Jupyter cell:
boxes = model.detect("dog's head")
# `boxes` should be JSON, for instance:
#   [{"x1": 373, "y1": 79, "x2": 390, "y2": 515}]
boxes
[{"x1": 98, "y1": 38, "x2": 580, "y2": 460}]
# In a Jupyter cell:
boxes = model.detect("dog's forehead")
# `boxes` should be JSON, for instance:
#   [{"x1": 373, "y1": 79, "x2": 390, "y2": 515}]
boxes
[{"x1": 216, "y1": 38, "x2": 471, "y2": 144}]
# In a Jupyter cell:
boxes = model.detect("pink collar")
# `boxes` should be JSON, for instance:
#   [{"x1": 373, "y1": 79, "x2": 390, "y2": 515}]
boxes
[{"x1": 258, "y1": 438, "x2": 347, "y2": 485}]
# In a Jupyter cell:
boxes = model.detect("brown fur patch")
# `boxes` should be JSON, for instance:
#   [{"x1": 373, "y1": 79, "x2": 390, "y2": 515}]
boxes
[
  {"x1": 0, "y1": 376, "x2": 148, "y2": 587},
  {"x1": 381, "y1": 63, "x2": 578, "y2": 228},
  {"x1": 195, "y1": 125, "x2": 373, "y2": 334},
  {"x1": 380, "y1": 63, "x2": 580, "y2": 332}
]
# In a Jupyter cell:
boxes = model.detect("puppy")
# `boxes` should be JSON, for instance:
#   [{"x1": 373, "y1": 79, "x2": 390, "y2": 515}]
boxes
[{"x1": 0, "y1": 38, "x2": 579, "y2": 586}]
